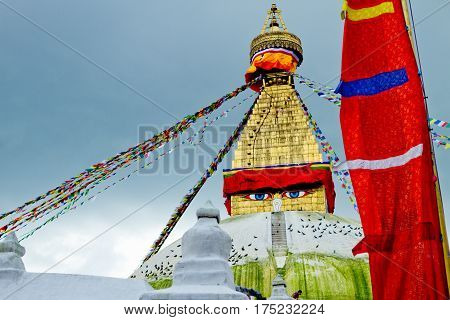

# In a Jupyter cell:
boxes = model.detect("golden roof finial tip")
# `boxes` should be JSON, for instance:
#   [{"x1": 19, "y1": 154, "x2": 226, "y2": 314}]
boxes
[{"x1": 250, "y1": 4, "x2": 302, "y2": 64}]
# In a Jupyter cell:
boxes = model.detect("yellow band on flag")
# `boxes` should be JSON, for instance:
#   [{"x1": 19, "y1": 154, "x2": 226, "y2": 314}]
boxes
[
  {"x1": 341, "y1": 0, "x2": 349, "y2": 20},
  {"x1": 347, "y1": 1, "x2": 394, "y2": 21}
]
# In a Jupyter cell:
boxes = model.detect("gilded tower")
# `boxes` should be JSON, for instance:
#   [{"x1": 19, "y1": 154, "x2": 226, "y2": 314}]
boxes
[
  {"x1": 223, "y1": 4, "x2": 333, "y2": 216},
  {"x1": 135, "y1": 4, "x2": 371, "y2": 299}
]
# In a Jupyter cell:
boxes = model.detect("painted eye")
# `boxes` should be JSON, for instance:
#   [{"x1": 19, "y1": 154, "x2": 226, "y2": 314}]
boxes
[
  {"x1": 244, "y1": 193, "x2": 272, "y2": 200},
  {"x1": 282, "y1": 191, "x2": 308, "y2": 199}
]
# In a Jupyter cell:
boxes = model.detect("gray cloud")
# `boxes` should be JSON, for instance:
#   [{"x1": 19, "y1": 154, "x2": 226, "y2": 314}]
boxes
[{"x1": 1, "y1": 0, "x2": 449, "y2": 277}]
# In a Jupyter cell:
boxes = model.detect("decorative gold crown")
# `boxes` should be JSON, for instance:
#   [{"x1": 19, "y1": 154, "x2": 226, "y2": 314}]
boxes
[{"x1": 249, "y1": 4, "x2": 303, "y2": 64}]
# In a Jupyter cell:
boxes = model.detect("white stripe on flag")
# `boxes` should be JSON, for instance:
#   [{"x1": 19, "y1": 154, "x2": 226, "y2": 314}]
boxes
[
  {"x1": 333, "y1": 144, "x2": 423, "y2": 171},
  {"x1": 251, "y1": 47, "x2": 300, "y2": 63}
]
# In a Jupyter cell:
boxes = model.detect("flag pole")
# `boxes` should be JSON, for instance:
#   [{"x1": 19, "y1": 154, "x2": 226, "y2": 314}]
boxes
[{"x1": 401, "y1": 0, "x2": 450, "y2": 290}]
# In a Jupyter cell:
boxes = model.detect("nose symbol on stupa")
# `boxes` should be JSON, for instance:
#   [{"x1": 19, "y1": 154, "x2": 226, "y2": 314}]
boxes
[{"x1": 272, "y1": 198, "x2": 282, "y2": 212}]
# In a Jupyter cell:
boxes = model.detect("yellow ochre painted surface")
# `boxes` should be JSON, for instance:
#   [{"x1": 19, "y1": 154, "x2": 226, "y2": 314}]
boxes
[
  {"x1": 231, "y1": 186, "x2": 327, "y2": 215},
  {"x1": 231, "y1": 83, "x2": 322, "y2": 169},
  {"x1": 229, "y1": 79, "x2": 326, "y2": 215}
]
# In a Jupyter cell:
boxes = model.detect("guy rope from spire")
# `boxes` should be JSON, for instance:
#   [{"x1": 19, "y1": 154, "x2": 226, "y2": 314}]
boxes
[
  {"x1": 17, "y1": 92, "x2": 257, "y2": 242},
  {"x1": 295, "y1": 74, "x2": 450, "y2": 147},
  {"x1": 139, "y1": 100, "x2": 256, "y2": 265},
  {"x1": 0, "y1": 78, "x2": 260, "y2": 240}
]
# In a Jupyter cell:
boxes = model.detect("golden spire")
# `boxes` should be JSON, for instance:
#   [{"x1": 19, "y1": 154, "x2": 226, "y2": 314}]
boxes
[
  {"x1": 250, "y1": 4, "x2": 303, "y2": 65},
  {"x1": 225, "y1": 5, "x2": 328, "y2": 216},
  {"x1": 260, "y1": 3, "x2": 288, "y2": 33}
]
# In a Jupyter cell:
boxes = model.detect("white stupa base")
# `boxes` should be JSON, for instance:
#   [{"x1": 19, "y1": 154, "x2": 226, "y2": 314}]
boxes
[
  {"x1": 2, "y1": 273, "x2": 153, "y2": 300},
  {"x1": 0, "y1": 232, "x2": 153, "y2": 300},
  {"x1": 141, "y1": 285, "x2": 248, "y2": 300}
]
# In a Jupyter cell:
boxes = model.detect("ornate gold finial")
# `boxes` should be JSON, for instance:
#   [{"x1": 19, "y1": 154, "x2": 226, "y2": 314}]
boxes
[
  {"x1": 250, "y1": 3, "x2": 303, "y2": 64},
  {"x1": 260, "y1": 3, "x2": 288, "y2": 33}
]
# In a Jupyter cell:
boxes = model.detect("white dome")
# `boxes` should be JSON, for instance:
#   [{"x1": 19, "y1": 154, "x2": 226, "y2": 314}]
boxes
[{"x1": 132, "y1": 211, "x2": 370, "y2": 300}]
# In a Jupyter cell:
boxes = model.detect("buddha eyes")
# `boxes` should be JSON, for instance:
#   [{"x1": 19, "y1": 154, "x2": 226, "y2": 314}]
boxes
[
  {"x1": 282, "y1": 191, "x2": 308, "y2": 199},
  {"x1": 245, "y1": 193, "x2": 272, "y2": 200},
  {"x1": 243, "y1": 190, "x2": 310, "y2": 200}
]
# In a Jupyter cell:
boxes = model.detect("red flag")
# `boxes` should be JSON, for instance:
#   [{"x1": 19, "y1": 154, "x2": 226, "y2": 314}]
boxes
[{"x1": 337, "y1": 0, "x2": 448, "y2": 299}]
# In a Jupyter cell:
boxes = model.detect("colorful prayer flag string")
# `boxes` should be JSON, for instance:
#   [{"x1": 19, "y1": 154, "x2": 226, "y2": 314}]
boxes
[
  {"x1": 429, "y1": 118, "x2": 449, "y2": 129},
  {"x1": 0, "y1": 78, "x2": 260, "y2": 240},
  {"x1": 295, "y1": 74, "x2": 449, "y2": 148},
  {"x1": 431, "y1": 131, "x2": 450, "y2": 142},
  {"x1": 140, "y1": 100, "x2": 256, "y2": 265},
  {"x1": 293, "y1": 75, "x2": 450, "y2": 215},
  {"x1": 17, "y1": 93, "x2": 257, "y2": 242},
  {"x1": 432, "y1": 134, "x2": 450, "y2": 149},
  {"x1": 296, "y1": 74, "x2": 450, "y2": 131},
  {"x1": 294, "y1": 90, "x2": 359, "y2": 212},
  {"x1": 295, "y1": 75, "x2": 341, "y2": 106}
]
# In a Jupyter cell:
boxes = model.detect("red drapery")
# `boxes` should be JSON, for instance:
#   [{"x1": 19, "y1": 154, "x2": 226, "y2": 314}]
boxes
[
  {"x1": 223, "y1": 165, "x2": 335, "y2": 214},
  {"x1": 338, "y1": 0, "x2": 448, "y2": 299}
]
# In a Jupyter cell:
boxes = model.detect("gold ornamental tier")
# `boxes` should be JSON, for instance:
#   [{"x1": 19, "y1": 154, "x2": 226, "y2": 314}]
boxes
[
  {"x1": 250, "y1": 3, "x2": 303, "y2": 62},
  {"x1": 250, "y1": 31, "x2": 302, "y2": 62}
]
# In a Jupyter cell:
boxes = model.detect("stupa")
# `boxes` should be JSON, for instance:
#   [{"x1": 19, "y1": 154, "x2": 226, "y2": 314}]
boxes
[
  {"x1": 132, "y1": 4, "x2": 372, "y2": 299},
  {"x1": 141, "y1": 202, "x2": 247, "y2": 300}
]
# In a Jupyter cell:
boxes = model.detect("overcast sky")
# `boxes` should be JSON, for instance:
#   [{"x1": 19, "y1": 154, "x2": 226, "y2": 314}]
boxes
[{"x1": 1, "y1": 0, "x2": 449, "y2": 278}]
